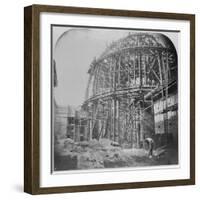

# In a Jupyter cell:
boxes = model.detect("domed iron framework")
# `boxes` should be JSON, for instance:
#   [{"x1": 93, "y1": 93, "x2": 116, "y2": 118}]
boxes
[{"x1": 82, "y1": 33, "x2": 177, "y2": 148}]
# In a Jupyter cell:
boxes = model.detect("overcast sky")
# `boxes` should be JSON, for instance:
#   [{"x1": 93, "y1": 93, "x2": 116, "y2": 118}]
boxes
[{"x1": 52, "y1": 26, "x2": 178, "y2": 107}]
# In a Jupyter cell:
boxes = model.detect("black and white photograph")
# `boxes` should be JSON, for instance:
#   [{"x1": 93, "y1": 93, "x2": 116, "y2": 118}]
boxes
[{"x1": 52, "y1": 25, "x2": 178, "y2": 172}]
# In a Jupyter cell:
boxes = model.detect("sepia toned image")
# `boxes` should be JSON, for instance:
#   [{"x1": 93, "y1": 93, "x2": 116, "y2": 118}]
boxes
[{"x1": 52, "y1": 25, "x2": 178, "y2": 172}]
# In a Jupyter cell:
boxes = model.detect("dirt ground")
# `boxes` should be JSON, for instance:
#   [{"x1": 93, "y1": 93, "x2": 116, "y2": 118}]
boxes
[{"x1": 54, "y1": 138, "x2": 178, "y2": 171}]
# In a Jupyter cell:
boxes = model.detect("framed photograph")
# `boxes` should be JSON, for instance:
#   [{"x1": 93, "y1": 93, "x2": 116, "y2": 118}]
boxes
[{"x1": 24, "y1": 4, "x2": 195, "y2": 194}]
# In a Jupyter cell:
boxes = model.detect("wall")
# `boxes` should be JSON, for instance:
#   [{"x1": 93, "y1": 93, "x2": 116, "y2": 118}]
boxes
[
  {"x1": 0, "y1": 0, "x2": 199, "y2": 199},
  {"x1": 153, "y1": 92, "x2": 178, "y2": 146}
]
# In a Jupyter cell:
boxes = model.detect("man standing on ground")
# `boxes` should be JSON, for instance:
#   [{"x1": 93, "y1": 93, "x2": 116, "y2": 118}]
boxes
[{"x1": 145, "y1": 137, "x2": 154, "y2": 158}]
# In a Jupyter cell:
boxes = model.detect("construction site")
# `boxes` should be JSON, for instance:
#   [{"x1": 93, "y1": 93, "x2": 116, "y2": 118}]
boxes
[{"x1": 53, "y1": 32, "x2": 178, "y2": 171}]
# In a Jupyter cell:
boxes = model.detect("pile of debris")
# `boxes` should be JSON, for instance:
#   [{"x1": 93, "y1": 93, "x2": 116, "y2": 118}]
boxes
[
  {"x1": 54, "y1": 138, "x2": 136, "y2": 170},
  {"x1": 54, "y1": 138, "x2": 176, "y2": 171}
]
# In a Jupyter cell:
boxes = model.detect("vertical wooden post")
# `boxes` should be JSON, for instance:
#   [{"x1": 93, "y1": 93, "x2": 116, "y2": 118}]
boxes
[
  {"x1": 158, "y1": 52, "x2": 166, "y2": 138},
  {"x1": 158, "y1": 53, "x2": 163, "y2": 86},
  {"x1": 139, "y1": 53, "x2": 142, "y2": 87},
  {"x1": 136, "y1": 107, "x2": 140, "y2": 148},
  {"x1": 138, "y1": 53, "x2": 141, "y2": 86},
  {"x1": 144, "y1": 55, "x2": 147, "y2": 85},
  {"x1": 112, "y1": 56, "x2": 117, "y2": 141},
  {"x1": 85, "y1": 119, "x2": 88, "y2": 141},
  {"x1": 89, "y1": 119, "x2": 92, "y2": 140},
  {"x1": 130, "y1": 105, "x2": 134, "y2": 148},
  {"x1": 109, "y1": 59, "x2": 112, "y2": 90},
  {"x1": 117, "y1": 99, "x2": 120, "y2": 144},
  {"x1": 164, "y1": 52, "x2": 169, "y2": 142},
  {"x1": 133, "y1": 54, "x2": 136, "y2": 85},
  {"x1": 108, "y1": 99, "x2": 112, "y2": 140},
  {"x1": 118, "y1": 56, "x2": 121, "y2": 87},
  {"x1": 128, "y1": 62, "x2": 130, "y2": 86},
  {"x1": 102, "y1": 68, "x2": 105, "y2": 92},
  {"x1": 151, "y1": 94, "x2": 156, "y2": 136},
  {"x1": 90, "y1": 104, "x2": 94, "y2": 140},
  {"x1": 112, "y1": 97, "x2": 116, "y2": 141},
  {"x1": 134, "y1": 107, "x2": 137, "y2": 148},
  {"x1": 140, "y1": 100, "x2": 144, "y2": 147}
]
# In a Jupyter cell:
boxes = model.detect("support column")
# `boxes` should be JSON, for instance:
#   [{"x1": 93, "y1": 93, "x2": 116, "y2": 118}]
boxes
[
  {"x1": 151, "y1": 95, "x2": 156, "y2": 136},
  {"x1": 144, "y1": 55, "x2": 147, "y2": 85},
  {"x1": 130, "y1": 105, "x2": 134, "y2": 148},
  {"x1": 128, "y1": 62, "x2": 130, "y2": 86},
  {"x1": 138, "y1": 53, "x2": 142, "y2": 87},
  {"x1": 118, "y1": 57, "x2": 121, "y2": 86},
  {"x1": 106, "y1": 100, "x2": 111, "y2": 140},
  {"x1": 133, "y1": 54, "x2": 136, "y2": 85},
  {"x1": 136, "y1": 107, "x2": 140, "y2": 148},
  {"x1": 116, "y1": 99, "x2": 120, "y2": 143},
  {"x1": 158, "y1": 53, "x2": 167, "y2": 139},
  {"x1": 133, "y1": 107, "x2": 137, "y2": 148},
  {"x1": 90, "y1": 104, "x2": 94, "y2": 140},
  {"x1": 140, "y1": 100, "x2": 144, "y2": 147},
  {"x1": 112, "y1": 97, "x2": 117, "y2": 141},
  {"x1": 89, "y1": 119, "x2": 92, "y2": 140},
  {"x1": 136, "y1": 101, "x2": 143, "y2": 148},
  {"x1": 158, "y1": 53, "x2": 163, "y2": 86},
  {"x1": 163, "y1": 52, "x2": 169, "y2": 143}
]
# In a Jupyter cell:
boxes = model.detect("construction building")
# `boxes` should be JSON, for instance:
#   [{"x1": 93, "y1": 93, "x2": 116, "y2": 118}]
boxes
[{"x1": 79, "y1": 33, "x2": 178, "y2": 149}]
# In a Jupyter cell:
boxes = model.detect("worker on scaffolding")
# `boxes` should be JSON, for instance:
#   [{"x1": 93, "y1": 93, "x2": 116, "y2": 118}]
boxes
[{"x1": 145, "y1": 137, "x2": 154, "y2": 158}]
